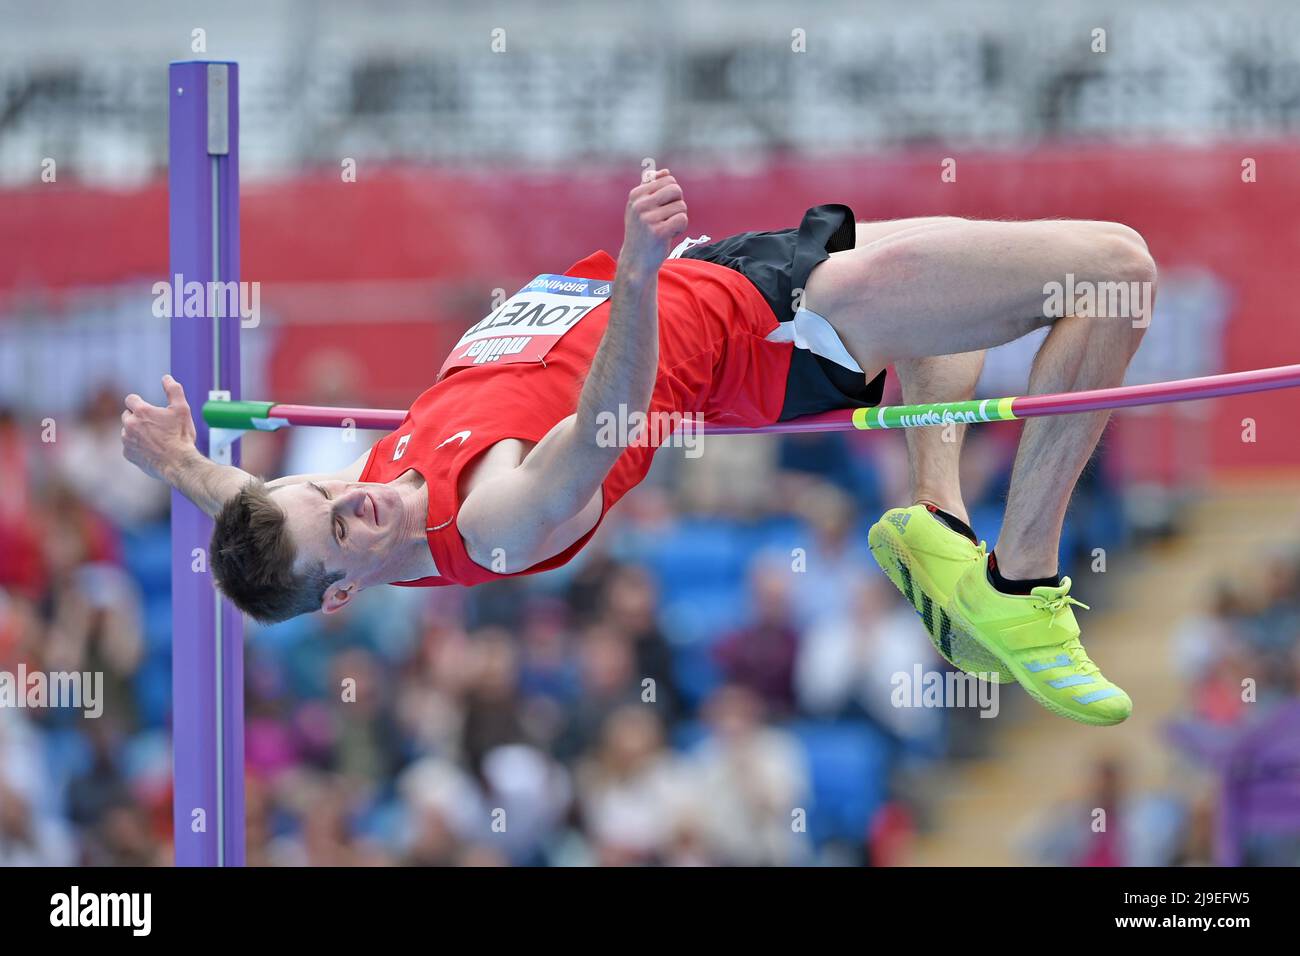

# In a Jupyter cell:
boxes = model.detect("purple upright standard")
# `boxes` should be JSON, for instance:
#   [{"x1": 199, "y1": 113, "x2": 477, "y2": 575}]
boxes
[{"x1": 168, "y1": 60, "x2": 245, "y2": 866}]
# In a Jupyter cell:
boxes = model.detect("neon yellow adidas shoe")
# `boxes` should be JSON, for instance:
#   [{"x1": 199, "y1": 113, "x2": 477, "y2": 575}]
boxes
[
  {"x1": 948, "y1": 556, "x2": 1132, "y2": 726},
  {"x1": 868, "y1": 505, "x2": 1013, "y2": 683}
]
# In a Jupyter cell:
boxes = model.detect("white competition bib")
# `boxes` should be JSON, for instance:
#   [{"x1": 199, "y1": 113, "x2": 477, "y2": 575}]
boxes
[{"x1": 438, "y1": 274, "x2": 612, "y2": 379}]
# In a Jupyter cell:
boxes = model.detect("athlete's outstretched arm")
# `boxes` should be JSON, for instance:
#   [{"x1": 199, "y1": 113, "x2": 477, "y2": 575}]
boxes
[
  {"x1": 574, "y1": 168, "x2": 687, "y2": 453},
  {"x1": 457, "y1": 170, "x2": 688, "y2": 568},
  {"x1": 121, "y1": 375, "x2": 371, "y2": 516}
]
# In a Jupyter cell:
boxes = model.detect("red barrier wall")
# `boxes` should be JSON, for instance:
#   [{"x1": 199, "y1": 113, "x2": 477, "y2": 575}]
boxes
[{"x1": 4, "y1": 145, "x2": 1299, "y2": 469}]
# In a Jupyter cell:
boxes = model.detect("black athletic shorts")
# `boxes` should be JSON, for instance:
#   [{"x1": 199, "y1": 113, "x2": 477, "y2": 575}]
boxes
[{"x1": 679, "y1": 203, "x2": 888, "y2": 421}]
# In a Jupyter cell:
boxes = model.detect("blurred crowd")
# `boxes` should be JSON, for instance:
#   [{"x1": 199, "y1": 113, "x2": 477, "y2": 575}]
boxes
[
  {"x1": 1164, "y1": 550, "x2": 1300, "y2": 866},
  {"x1": 1020, "y1": 546, "x2": 1300, "y2": 867},
  {"x1": 0, "y1": 382, "x2": 1294, "y2": 867}
]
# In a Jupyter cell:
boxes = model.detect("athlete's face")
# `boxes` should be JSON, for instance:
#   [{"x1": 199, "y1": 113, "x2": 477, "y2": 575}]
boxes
[{"x1": 271, "y1": 479, "x2": 409, "y2": 612}]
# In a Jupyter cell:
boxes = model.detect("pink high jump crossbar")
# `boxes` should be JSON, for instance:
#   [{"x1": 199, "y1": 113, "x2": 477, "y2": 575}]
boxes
[{"x1": 204, "y1": 363, "x2": 1300, "y2": 436}]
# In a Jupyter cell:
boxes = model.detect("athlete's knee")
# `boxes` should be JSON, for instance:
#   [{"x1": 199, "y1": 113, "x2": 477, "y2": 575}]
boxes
[
  {"x1": 1091, "y1": 234, "x2": 1158, "y2": 343},
  {"x1": 1060, "y1": 220, "x2": 1155, "y2": 281},
  {"x1": 1129, "y1": 248, "x2": 1158, "y2": 337},
  {"x1": 1084, "y1": 219, "x2": 1150, "y2": 254},
  {"x1": 1089, "y1": 230, "x2": 1158, "y2": 289}
]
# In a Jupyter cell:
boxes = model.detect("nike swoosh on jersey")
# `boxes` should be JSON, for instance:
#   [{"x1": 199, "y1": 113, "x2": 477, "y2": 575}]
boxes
[{"x1": 435, "y1": 430, "x2": 472, "y2": 449}]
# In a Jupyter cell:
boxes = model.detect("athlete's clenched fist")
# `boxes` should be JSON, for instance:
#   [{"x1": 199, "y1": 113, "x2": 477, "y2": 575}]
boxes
[{"x1": 618, "y1": 169, "x2": 689, "y2": 279}]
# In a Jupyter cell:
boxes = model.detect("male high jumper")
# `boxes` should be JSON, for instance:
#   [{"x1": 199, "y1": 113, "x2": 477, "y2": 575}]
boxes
[{"x1": 123, "y1": 170, "x2": 1156, "y2": 725}]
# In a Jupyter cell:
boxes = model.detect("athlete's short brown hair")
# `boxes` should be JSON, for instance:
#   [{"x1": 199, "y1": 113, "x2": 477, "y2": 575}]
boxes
[{"x1": 210, "y1": 481, "x2": 343, "y2": 623}]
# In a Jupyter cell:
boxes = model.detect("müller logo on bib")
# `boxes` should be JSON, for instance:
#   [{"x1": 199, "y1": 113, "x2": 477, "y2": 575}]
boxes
[
  {"x1": 465, "y1": 336, "x2": 531, "y2": 365},
  {"x1": 438, "y1": 274, "x2": 612, "y2": 379}
]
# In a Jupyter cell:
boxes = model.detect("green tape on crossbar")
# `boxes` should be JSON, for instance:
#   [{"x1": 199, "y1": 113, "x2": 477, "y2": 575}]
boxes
[
  {"x1": 851, "y1": 396, "x2": 1019, "y2": 430},
  {"x1": 202, "y1": 400, "x2": 275, "y2": 430}
]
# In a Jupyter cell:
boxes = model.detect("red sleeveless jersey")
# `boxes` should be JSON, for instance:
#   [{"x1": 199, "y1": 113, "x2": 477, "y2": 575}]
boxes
[{"x1": 359, "y1": 250, "x2": 794, "y2": 587}]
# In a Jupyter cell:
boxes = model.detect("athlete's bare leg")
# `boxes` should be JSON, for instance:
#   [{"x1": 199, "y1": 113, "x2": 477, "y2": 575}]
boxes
[
  {"x1": 994, "y1": 272, "x2": 1153, "y2": 577},
  {"x1": 807, "y1": 218, "x2": 1156, "y2": 579},
  {"x1": 895, "y1": 351, "x2": 985, "y2": 527},
  {"x1": 849, "y1": 219, "x2": 985, "y2": 527}
]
